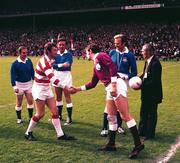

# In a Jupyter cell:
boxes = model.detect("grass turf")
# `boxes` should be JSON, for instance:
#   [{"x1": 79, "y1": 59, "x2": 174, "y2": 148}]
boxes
[{"x1": 0, "y1": 57, "x2": 179, "y2": 163}]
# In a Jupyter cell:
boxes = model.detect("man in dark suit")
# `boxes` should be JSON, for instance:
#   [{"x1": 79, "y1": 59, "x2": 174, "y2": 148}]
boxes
[{"x1": 138, "y1": 43, "x2": 163, "y2": 140}]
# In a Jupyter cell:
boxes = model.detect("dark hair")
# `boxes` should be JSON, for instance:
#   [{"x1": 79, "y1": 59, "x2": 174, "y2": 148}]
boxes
[
  {"x1": 114, "y1": 34, "x2": 128, "y2": 46},
  {"x1": 88, "y1": 43, "x2": 101, "y2": 53},
  {"x1": 44, "y1": 42, "x2": 57, "y2": 54},
  {"x1": 57, "y1": 38, "x2": 67, "y2": 44},
  {"x1": 17, "y1": 46, "x2": 27, "y2": 54}
]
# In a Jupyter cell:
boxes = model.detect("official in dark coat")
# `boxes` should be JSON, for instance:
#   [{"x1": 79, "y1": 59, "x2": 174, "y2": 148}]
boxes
[{"x1": 138, "y1": 43, "x2": 163, "y2": 140}]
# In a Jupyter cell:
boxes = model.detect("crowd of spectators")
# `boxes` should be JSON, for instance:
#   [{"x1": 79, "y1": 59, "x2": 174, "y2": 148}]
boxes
[{"x1": 0, "y1": 23, "x2": 179, "y2": 60}]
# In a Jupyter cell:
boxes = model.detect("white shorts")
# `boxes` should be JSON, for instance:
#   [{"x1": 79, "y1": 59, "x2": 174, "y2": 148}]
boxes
[
  {"x1": 106, "y1": 78, "x2": 128, "y2": 101},
  {"x1": 53, "y1": 71, "x2": 72, "y2": 87},
  {"x1": 15, "y1": 81, "x2": 32, "y2": 95},
  {"x1": 32, "y1": 83, "x2": 54, "y2": 101}
]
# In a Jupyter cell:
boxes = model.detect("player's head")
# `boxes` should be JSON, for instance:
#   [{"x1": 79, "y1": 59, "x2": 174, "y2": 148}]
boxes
[
  {"x1": 86, "y1": 43, "x2": 101, "y2": 60},
  {"x1": 18, "y1": 46, "x2": 28, "y2": 60},
  {"x1": 141, "y1": 43, "x2": 154, "y2": 60},
  {"x1": 57, "y1": 38, "x2": 67, "y2": 53},
  {"x1": 114, "y1": 34, "x2": 128, "y2": 51},
  {"x1": 44, "y1": 42, "x2": 57, "y2": 59}
]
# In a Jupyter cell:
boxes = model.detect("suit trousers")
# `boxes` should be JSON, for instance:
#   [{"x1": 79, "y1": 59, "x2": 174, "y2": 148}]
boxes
[{"x1": 138, "y1": 100, "x2": 158, "y2": 138}]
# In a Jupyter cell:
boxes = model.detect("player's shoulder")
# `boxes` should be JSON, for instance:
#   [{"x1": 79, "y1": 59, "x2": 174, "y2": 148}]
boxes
[
  {"x1": 65, "y1": 50, "x2": 72, "y2": 56},
  {"x1": 127, "y1": 50, "x2": 135, "y2": 58},
  {"x1": 26, "y1": 57, "x2": 33, "y2": 63},
  {"x1": 109, "y1": 49, "x2": 116, "y2": 56},
  {"x1": 98, "y1": 52, "x2": 109, "y2": 58},
  {"x1": 11, "y1": 59, "x2": 18, "y2": 66}
]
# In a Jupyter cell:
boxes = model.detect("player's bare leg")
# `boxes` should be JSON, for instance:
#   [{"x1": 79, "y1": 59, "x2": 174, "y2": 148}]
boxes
[
  {"x1": 64, "y1": 89, "x2": 73, "y2": 125},
  {"x1": 15, "y1": 94, "x2": 23, "y2": 124},
  {"x1": 25, "y1": 99, "x2": 45, "y2": 141},
  {"x1": 115, "y1": 95, "x2": 144, "y2": 159},
  {"x1": 46, "y1": 97, "x2": 75, "y2": 140},
  {"x1": 55, "y1": 87, "x2": 63, "y2": 119},
  {"x1": 25, "y1": 92, "x2": 33, "y2": 121},
  {"x1": 98, "y1": 100, "x2": 117, "y2": 151}
]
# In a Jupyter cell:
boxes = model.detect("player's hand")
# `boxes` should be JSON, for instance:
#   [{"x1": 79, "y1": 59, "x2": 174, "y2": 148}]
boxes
[
  {"x1": 69, "y1": 86, "x2": 78, "y2": 94},
  {"x1": 63, "y1": 62, "x2": 70, "y2": 68},
  {"x1": 14, "y1": 88, "x2": 19, "y2": 93},
  {"x1": 52, "y1": 64, "x2": 58, "y2": 69},
  {"x1": 110, "y1": 90, "x2": 117, "y2": 97}
]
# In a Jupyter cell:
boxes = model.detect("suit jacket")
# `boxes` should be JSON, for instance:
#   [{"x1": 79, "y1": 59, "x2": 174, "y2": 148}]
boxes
[{"x1": 141, "y1": 56, "x2": 163, "y2": 104}]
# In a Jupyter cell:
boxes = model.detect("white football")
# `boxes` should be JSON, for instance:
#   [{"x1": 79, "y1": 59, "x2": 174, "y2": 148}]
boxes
[{"x1": 129, "y1": 76, "x2": 142, "y2": 89}]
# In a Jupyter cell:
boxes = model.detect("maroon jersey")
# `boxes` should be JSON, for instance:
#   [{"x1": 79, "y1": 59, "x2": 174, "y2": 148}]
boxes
[{"x1": 85, "y1": 52, "x2": 117, "y2": 90}]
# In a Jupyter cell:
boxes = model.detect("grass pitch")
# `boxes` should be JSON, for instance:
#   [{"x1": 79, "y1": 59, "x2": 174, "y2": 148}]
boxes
[{"x1": 0, "y1": 57, "x2": 179, "y2": 163}]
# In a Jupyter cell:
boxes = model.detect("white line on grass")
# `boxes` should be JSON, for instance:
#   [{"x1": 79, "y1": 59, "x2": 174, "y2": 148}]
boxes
[{"x1": 156, "y1": 136, "x2": 180, "y2": 163}]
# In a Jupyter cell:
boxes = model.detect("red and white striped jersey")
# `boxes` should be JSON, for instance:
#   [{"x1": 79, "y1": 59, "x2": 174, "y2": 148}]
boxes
[{"x1": 34, "y1": 55, "x2": 64, "y2": 88}]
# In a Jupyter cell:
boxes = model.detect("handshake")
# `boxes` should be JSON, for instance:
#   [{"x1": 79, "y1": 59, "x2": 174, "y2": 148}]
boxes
[{"x1": 64, "y1": 86, "x2": 81, "y2": 94}]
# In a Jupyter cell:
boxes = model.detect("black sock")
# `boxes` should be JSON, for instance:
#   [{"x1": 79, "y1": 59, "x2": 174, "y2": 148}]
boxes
[
  {"x1": 16, "y1": 110, "x2": 21, "y2": 119},
  {"x1": 108, "y1": 130, "x2": 116, "y2": 145},
  {"x1": 28, "y1": 108, "x2": 33, "y2": 119},
  {"x1": 57, "y1": 105, "x2": 63, "y2": 118},
  {"x1": 66, "y1": 107, "x2": 72, "y2": 121},
  {"x1": 117, "y1": 112, "x2": 122, "y2": 128},
  {"x1": 103, "y1": 112, "x2": 108, "y2": 130},
  {"x1": 129, "y1": 125, "x2": 141, "y2": 147}
]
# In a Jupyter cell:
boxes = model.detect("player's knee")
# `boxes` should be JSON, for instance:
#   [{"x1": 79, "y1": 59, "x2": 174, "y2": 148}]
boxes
[
  {"x1": 107, "y1": 115, "x2": 118, "y2": 131},
  {"x1": 121, "y1": 114, "x2": 131, "y2": 122},
  {"x1": 35, "y1": 112, "x2": 44, "y2": 119},
  {"x1": 32, "y1": 115, "x2": 41, "y2": 122},
  {"x1": 51, "y1": 114, "x2": 59, "y2": 119}
]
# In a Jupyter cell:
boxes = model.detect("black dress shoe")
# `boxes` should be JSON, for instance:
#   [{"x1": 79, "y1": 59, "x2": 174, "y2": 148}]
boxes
[
  {"x1": 97, "y1": 144, "x2": 116, "y2": 151},
  {"x1": 129, "y1": 143, "x2": 144, "y2": 159},
  {"x1": 25, "y1": 132, "x2": 36, "y2": 141},
  {"x1": 58, "y1": 134, "x2": 76, "y2": 140}
]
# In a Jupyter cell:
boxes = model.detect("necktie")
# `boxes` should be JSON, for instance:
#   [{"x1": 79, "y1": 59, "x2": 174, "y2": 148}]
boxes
[{"x1": 143, "y1": 61, "x2": 148, "y2": 80}]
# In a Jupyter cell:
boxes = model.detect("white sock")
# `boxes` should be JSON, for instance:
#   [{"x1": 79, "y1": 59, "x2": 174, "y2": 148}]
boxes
[
  {"x1": 25, "y1": 118, "x2": 37, "y2": 135},
  {"x1": 52, "y1": 118, "x2": 64, "y2": 137}
]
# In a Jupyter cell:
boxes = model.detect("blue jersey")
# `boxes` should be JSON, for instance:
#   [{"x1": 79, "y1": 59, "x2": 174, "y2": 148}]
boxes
[
  {"x1": 109, "y1": 48, "x2": 137, "y2": 79},
  {"x1": 54, "y1": 49, "x2": 73, "y2": 71},
  {"x1": 10, "y1": 57, "x2": 34, "y2": 87}
]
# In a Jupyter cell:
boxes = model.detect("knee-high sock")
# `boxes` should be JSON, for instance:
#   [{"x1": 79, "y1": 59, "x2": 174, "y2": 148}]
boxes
[
  {"x1": 56, "y1": 101, "x2": 63, "y2": 118},
  {"x1": 15, "y1": 106, "x2": 22, "y2": 119},
  {"x1": 25, "y1": 115, "x2": 39, "y2": 134},
  {"x1": 117, "y1": 111, "x2": 122, "y2": 128},
  {"x1": 51, "y1": 115, "x2": 64, "y2": 137},
  {"x1": 66, "y1": 103, "x2": 73, "y2": 121},
  {"x1": 108, "y1": 130, "x2": 116, "y2": 145},
  {"x1": 27, "y1": 104, "x2": 33, "y2": 119},
  {"x1": 102, "y1": 112, "x2": 108, "y2": 130},
  {"x1": 127, "y1": 119, "x2": 141, "y2": 147},
  {"x1": 108, "y1": 115, "x2": 117, "y2": 145}
]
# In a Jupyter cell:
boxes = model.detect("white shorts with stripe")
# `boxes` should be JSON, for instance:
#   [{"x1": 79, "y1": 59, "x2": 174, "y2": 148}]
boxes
[
  {"x1": 32, "y1": 83, "x2": 54, "y2": 101},
  {"x1": 15, "y1": 81, "x2": 33, "y2": 95},
  {"x1": 106, "y1": 78, "x2": 128, "y2": 101},
  {"x1": 53, "y1": 71, "x2": 72, "y2": 87}
]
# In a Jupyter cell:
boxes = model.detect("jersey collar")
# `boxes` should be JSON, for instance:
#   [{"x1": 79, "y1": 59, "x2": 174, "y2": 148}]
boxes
[
  {"x1": 116, "y1": 47, "x2": 129, "y2": 54},
  {"x1": 57, "y1": 49, "x2": 68, "y2": 56},
  {"x1": 93, "y1": 53, "x2": 99, "y2": 62},
  {"x1": 17, "y1": 57, "x2": 28, "y2": 63}
]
